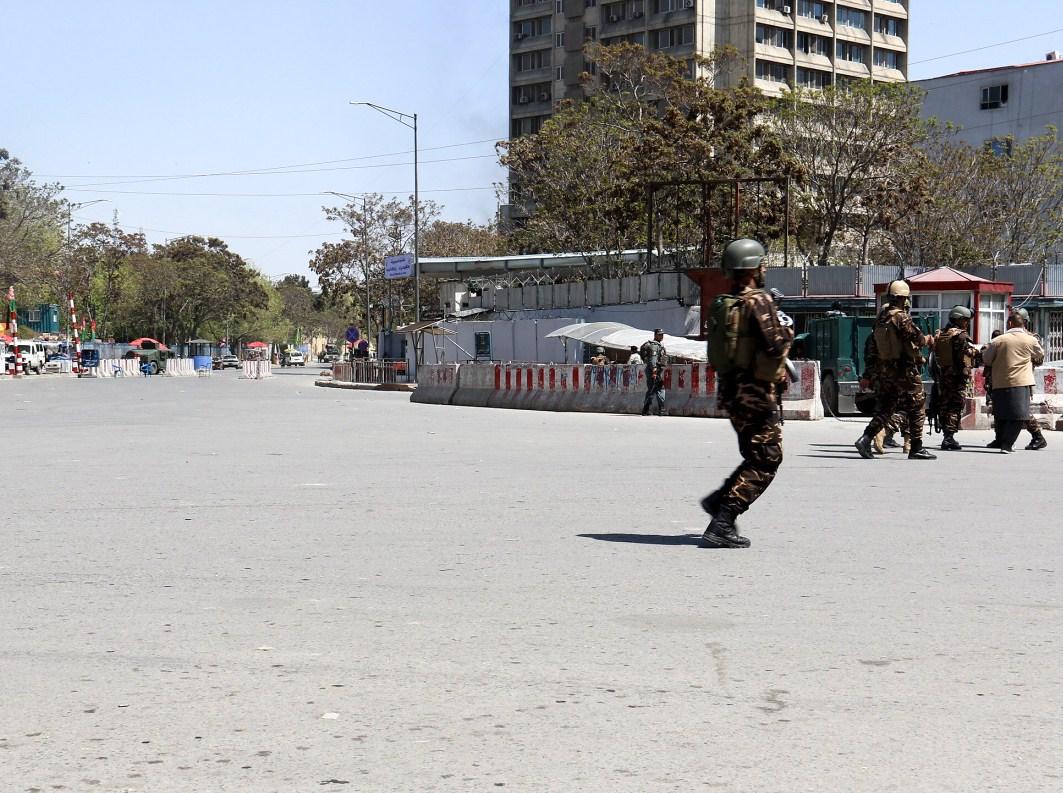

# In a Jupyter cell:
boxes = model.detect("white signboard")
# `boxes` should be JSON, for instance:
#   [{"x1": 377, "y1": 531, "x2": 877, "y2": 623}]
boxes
[{"x1": 385, "y1": 254, "x2": 413, "y2": 280}]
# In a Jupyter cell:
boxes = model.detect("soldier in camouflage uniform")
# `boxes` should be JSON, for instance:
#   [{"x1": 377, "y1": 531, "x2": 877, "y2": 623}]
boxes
[
  {"x1": 861, "y1": 330, "x2": 908, "y2": 454},
  {"x1": 855, "y1": 280, "x2": 937, "y2": 460},
  {"x1": 700, "y1": 239, "x2": 794, "y2": 549},
  {"x1": 933, "y1": 305, "x2": 979, "y2": 451},
  {"x1": 640, "y1": 329, "x2": 667, "y2": 416}
]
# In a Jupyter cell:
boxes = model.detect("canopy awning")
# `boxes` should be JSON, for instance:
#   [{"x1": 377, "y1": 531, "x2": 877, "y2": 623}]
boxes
[
  {"x1": 547, "y1": 322, "x2": 706, "y2": 361},
  {"x1": 396, "y1": 319, "x2": 456, "y2": 336}
]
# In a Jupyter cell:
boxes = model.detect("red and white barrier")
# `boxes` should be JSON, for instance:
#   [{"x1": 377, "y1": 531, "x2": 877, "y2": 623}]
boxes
[
  {"x1": 964, "y1": 366, "x2": 1063, "y2": 430},
  {"x1": 415, "y1": 360, "x2": 825, "y2": 421},
  {"x1": 241, "y1": 360, "x2": 273, "y2": 379},
  {"x1": 411, "y1": 364, "x2": 459, "y2": 404}
]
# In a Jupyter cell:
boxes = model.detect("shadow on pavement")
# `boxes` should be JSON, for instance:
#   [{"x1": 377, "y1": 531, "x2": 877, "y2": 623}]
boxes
[{"x1": 578, "y1": 533, "x2": 703, "y2": 546}]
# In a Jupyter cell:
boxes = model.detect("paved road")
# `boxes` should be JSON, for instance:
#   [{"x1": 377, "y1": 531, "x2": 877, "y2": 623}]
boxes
[{"x1": 1, "y1": 370, "x2": 1060, "y2": 792}]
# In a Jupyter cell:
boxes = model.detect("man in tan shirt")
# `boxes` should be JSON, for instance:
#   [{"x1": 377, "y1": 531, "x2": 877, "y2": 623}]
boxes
[{"x1": 981, "y1": 308, "x2": 1045, "y2": 453}]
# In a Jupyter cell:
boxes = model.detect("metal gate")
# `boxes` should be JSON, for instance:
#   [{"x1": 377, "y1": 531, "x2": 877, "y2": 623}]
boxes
[{"x1": 1047, "y1": 312, "x2": 1063, "y2": 362}]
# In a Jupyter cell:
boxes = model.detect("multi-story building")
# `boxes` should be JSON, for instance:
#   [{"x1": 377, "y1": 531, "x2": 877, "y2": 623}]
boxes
[
  {"x1": 916, "y1": 52, "x2": 1063, "y2": 152},
  {"x1": 509, "y1": 0, "x2": 910, "y2": 140}
]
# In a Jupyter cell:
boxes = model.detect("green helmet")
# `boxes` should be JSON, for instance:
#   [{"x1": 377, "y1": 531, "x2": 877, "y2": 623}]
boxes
[
  {"x1": 948, "y1": 305, "x2": 973, "y2": 322},
  {"x1": 1010, "y1": 307, "x2": 1030, "y2": 325},
  {"x1": 721, "y1": 238, "x2": 766, "y2": 278}
]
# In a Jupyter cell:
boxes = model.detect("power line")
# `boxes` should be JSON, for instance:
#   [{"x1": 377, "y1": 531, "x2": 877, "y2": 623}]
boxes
[
  {"x1": 38, "y1": 136, "x2": 504, "y2": 184},
  {"x1": 910, "y1": 27, "x2": 1063, "y2": 66},
  {"x1": 63, "y1": 185, "x2": 498, "y2": 198}
]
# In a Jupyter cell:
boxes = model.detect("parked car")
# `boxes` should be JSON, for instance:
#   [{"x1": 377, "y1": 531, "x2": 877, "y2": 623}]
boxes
[
  {"x1": 318, "y1": 344, "x2": 340, "y2": 364},
  {"x1": 280, "y1": 350, "x2": 305, "y2": 367},
  {"x1": 5, "y1": 341, "x2": 46, "y2": 374},
  {"x1": 218, "y1": 353, "x2": 240, "y2": 369}
]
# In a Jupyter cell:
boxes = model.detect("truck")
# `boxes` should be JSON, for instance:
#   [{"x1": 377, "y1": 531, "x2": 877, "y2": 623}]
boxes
[{"x1": 794, "y1": 314, "x2": 938, "y2": 416}]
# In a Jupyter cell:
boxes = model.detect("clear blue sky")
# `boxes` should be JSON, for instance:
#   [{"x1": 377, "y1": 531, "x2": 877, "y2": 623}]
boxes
[{"x1": 5, "y1": 1, "x2": 1061, "y2": 281}]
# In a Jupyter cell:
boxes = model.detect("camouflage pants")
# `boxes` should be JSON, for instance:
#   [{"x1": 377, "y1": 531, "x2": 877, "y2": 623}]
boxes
[
  {"x1": 884, "y1": 412, "x2": 908, "y2": 437},
  {"x1": 937, "y1": 372, "x2": 968, "y2": 434},
  {"x1": 864, "y1": 364, "x2": 925, "y2": 446},
  {"x1": 718, "y1": 377, "x2": 783, "y2": 516}
]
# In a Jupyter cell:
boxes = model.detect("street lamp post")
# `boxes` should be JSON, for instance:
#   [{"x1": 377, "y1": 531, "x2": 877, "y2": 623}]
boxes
[{"x1": 350, "y1": 101, "x2": 420, "y2": 322}]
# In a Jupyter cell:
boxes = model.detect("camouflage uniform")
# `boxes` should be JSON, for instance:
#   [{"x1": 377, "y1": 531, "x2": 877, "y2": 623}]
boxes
[
  {"x1": 640, "y1": 339, "x2": 667, "y2": 416},
  {"x1": 716, "y1": 286, "x2": 794, "y2": 515},
  {"x1": 862, "y1": 305, "x2": 927, "y2": 448},
  {"x1": 933, "y1": 324, "x2": 977, "y2": 435},
  {"x1": 862, "y1": 331, "x2": 908, "y2": 443}
]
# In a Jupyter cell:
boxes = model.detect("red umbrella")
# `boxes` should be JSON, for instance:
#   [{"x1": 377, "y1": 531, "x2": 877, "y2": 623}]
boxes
[
  {"x1": 246, "y1": 341, "x2": 268, "y2": 349},
  {"x1": 0, "y1": 334, "x2": 12, "y2": 344}
]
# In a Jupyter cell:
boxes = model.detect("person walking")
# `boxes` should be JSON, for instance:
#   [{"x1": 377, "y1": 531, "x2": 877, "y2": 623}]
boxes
[
  {"x1": 640, "y1": 329, "x2": 667, "y2": 416},
  {"x1": 701, "y1": 239, "x2": 794, "y2": 549},
  {"x1": 982, "y1": 308, "x2": 1045, "y2": 453},
  {"x1": 626, "y1": 346, "x2": 642, "y2": 366},
  {"x1": 933, "y1": 306, "x2": 979, "y2": 451},
  {"x1": 855, "y1": 280, "x2": 937, "y2": 460},
  {"x1": 983, "y1": 325, "x2": 1048, "y2": 451}
]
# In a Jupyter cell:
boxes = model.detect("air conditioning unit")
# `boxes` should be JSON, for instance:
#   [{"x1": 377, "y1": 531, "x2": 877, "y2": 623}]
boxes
[
  {"x1": 820, "y1": 13, "x2": 829, "y2": 23},
  {"x1": 684, "y1": 0, "x2": 694, "y2": 7},
  {"x1": 782, "y1": 5, "x2": 791, "y2": 14},
  {"x1": 518, "y1": 96, "x2": 530, "y2": 104},
  {"x1": 609, "y1": 14, "x2": 620, "y2": 22}
]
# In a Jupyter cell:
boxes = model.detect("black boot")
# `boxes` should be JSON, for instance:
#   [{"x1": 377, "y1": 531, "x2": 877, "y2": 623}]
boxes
[
  {"x1": 855, "y1": 434, "x2": 875, "y2": 459},
  {"x1": 908, "y1": 443, "x2": 937, "y2": 460},
  {"x1": 986, "y1": 438, "x2": 1001, "y2": 449},
  {"x1": 699, "y1": 507, "x2": 750, "y2": 549},
  {"x1": 941, "y1": 433, "x2": 962, "y2": 451},
  {"x1": 1026, "y1": 434, "x2": 1048, "y2": 451},
  {"x1": 883, "y1": 434, "x2": 901, "y2": 448}
]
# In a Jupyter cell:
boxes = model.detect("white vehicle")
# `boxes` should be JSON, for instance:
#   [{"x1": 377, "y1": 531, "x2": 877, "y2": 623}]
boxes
[
  {"x1": 6, "y1": 341, "x2": 46, "y2": 374},
  {"x1": 281, "y1": 350, "x2": 305, "y2": 367}
]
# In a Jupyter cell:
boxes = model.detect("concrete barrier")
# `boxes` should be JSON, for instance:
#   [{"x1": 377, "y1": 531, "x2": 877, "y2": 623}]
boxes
[
  {"x1": 964, "y1": 366, "x2": 1063, "y2": 431},
  {"x1": 420, "y1": 360, "x2": 825, "y2": 421},
  {"x1": 165, "y1": 358, "x2": 196, "y2": 377},
  {"x1": 411, "y1": 364, "x2": 459, "y2": 404},
  {"x1": 781, "y1": 360, "x2": 824, "y2": 421},
  {"x1": 241, "y1": 360, "x2": 272, "y2": 379}
]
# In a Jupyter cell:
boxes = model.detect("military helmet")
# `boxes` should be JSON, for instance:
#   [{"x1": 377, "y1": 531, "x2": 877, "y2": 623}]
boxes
[
  {"x1": 887, "y1": 280, "x2": 911, "y2": 298},
  {"x1": 948, "y1": 305, "x2": 973, "y2": 321},
  {"x1": 721, "y1": 238, "x2": 766, "y2": 277},
  {"x1": 1010, "y1": 307, "x2": 1030, "y2": 325},
  {"x1": 595, "y1": 346, "x2": 605, "y2": 353}
]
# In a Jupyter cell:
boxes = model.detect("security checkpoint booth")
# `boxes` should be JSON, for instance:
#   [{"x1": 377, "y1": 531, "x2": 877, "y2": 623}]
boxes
[{"x1": 875, "y1": 267, "x2": 1015, "y2": 346}]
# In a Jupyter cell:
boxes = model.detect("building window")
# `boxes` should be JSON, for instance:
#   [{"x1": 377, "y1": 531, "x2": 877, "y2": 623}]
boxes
[
  {"x1": 836, "y1": 41, "x2": 865, "y2": 64},
  {"x1": 873, "y1": 48, "x2": 900, "y2": 70},
  {"x1": 911, "y1": 292, "x2": 976, "y2": 338},
  {"x1": 604, "y1": 1, "x2": 626, "y2": 21},
  {"x1": 584, "y1": 25, "x2": 597, "y2": 41},
  {"x1": 836, "y1": 7, "x2": 866, "y2": 29},
  {"x1": 985, "y1": 137, "x2": 1013, "y2": 157},
  {"x1": 511, "y1": 115, "x2": 550, "y2": 138},
  {"x1": 797, "y1": 0, "x2": 827, "y2": 20},
  {"x1": 978, "y1": 294, "x2": 1008, "y2": 345},
  {"x1": 756, "y1": 24, "x2": 792, "y2": 49},
  {"x1": 755, "y1": 59, "x2": 790, "y2": 83},
  {"x1": 797, "y1": 32, "x2": 828, "y2": 56},
  {"x1": 515, "y1": 49, "x2": 550, "y2": 72},
  {"x1": 981, "y1": 84, "x2": 1009, "y2": 110},
  {"x1": 756, "y1": 0, "x2": 782, "y2": 10},
  {"x1": 514, "y1": 16, "x2": 552, "y2": 40},
  {"x1": 585, "y1": 0, "x2": 597, "y2": 6},
  {"x1": 556, "y1": 0, "x2": 564, "y2": 11},
  {"x1": 796, "y1": 66, "x2": 831, "y2": 88},
  {"x1": 556, "y1": 31, "x2": 565, "y2": 47},
  {"x1": 517, "y1": 0, "x2": 549, "y2": 6},
  {"x1": 631, "y1": 0, "x2": 644, "y2": 16},
  {"x1": 513, "y1": 82, "x2": 553, "y2": 105},
  {"x1": 874, "y1": 14, "x2": 903, "y2": 37},
  {"x1": 603, "y1": 31, "x2": 646, "y2": 46},
  {"x1": 651, "y1": 24, "x2": 694, "y2": 49},
  {"x1": 654, "y1": 0, "x2": 681, "y2": 12}
]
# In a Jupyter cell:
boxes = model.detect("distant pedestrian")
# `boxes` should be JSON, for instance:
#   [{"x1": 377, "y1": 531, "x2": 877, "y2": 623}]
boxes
[
  {"x1": 626, "y1": 346, "x2": 642, "y2": 366},
  {"x1": 982, "y1": 308, "x2": 1045, "y2": 453},
  {"x1": 640, "y1": 329, "x2": 667, "y2": 416}
]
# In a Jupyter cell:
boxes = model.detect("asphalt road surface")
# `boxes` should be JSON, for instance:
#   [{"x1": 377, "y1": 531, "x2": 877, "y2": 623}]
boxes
[{"x1": 2, "y1": 369, "x2": 1060, "y2": 792}]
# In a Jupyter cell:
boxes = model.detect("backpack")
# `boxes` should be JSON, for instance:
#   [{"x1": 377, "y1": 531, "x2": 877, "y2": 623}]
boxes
[
  {"x1": 706, "y1": 294, "x2": 743, "y2": 374},
  {"x1": 873, "y1": 309, "x2": 903, "y2": 362},
  {"x1": 934, "y1": 328, "x2": 957, "y2": 368}
]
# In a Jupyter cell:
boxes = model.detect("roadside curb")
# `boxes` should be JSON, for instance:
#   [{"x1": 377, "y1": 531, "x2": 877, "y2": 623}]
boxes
[{"x1": 315, "y1": 379, "x2": 415, "y2": 393}]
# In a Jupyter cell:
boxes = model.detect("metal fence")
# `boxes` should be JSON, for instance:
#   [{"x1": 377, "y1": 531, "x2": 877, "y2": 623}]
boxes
[{"x1": 332, "y1": 360, "x2": 411, "y2": 384}]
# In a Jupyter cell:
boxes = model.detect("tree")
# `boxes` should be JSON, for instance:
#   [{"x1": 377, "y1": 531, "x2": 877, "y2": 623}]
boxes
[
  {"x1": 991, "y1": 129, "x2": 1063, "y2": 264},
  {"x1": 420, "y1": 220, "x2": 504, "y2": 258},
  {"x1": 773, "y1": 81, "x2": 928, "y2": 266},
  {"x1": 498, "y1": 44, "x2": 794, "y2": 264},
  {"x1": 308, "y1": 193, "x2": 440, "y2": 330},
  {"x1": 0, "y1": 149, "x2": 65, "y2": 292}
]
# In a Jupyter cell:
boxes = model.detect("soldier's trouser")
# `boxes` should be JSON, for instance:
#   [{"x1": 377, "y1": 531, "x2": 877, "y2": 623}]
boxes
[
  {"x1": 864, "y1": 365, "x2": 926, "y2": 447},
  {"x1": 718, "y1": 383, "x2": 783, "y2": 515},
  {"x1": 643, "y1": 381, "x2": 665, "y2": 415},
  {"x1": 938, "y1": 375, "x2": 968, "y2": 434},
  {"x1": 885, "y1": 412, "x2": 908, "y2": 438},
  {"x1": 1026, "y1": 419, "x2": 1045, "y2": 438}
]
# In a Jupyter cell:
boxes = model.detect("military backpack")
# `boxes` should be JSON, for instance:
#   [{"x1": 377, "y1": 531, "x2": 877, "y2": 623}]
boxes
[
  {"x1": 706, "y1": 293, "x2": 744, "y2": 375},
  {"x1": 873, "y1": 309, "x2": 904, "y2": 362}
]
